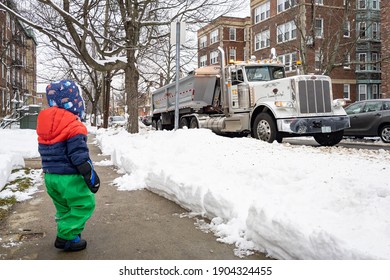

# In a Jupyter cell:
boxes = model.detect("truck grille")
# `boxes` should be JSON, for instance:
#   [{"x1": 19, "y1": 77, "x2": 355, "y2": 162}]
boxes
[{"x1": 298, "y1": 80, "x2": 332, "y2": 114}]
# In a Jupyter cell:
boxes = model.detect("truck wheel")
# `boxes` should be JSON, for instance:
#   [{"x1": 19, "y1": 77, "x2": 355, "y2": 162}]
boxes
[
  {"x1": 179, "y1": 117, "x2": 189, "y2": 128},
  {"x1": 379, "y1": 125, "x2": 390, "y2": 143},
  {"x1": 313, "y1": 130, "x2": 344, "y2": 146},
  {"x1": 157, "y1": 119, "x2": 163, "y2": 130},
  {"x1": 151, "y1": 120, "x2": 157, "y2": 130},
  {"x1": 253, "y1": 113, "x2": 279, "y2": 143},
  {"x1": 189, "y1": 117, "x2": 198, "y2": 129}
]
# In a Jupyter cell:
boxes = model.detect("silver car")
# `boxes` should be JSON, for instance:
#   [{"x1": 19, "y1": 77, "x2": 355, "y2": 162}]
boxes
[
  {"x1": 344, "y1": 99, "x2": 390, "y2": 143},
  {"x1": 108, "y1": 115, "x2": 126, "y2": 127}
]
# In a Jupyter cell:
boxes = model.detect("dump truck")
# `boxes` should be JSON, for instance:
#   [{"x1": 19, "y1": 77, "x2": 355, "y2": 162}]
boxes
[{"x1": 151, "y1": 47, "x2": 350, "y2": 146}]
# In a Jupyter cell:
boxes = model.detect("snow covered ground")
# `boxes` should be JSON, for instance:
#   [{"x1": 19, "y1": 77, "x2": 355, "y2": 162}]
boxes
[{"x1": 1, "y1": 125, "x2": 389, "y2": 260}]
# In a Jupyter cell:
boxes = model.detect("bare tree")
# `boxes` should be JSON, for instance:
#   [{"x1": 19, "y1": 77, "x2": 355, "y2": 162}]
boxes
[
  {"x1": 1, "y1": 0, "x2": 247, "y2": 133},
  {"x1": 293, "y1": 0, "x2": 357, "y2": 76}
]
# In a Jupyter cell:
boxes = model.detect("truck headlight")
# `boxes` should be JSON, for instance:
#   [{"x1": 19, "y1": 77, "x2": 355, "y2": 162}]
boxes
[{"x1": 275, "y1": 101, "x2": 294, "y2": 108}]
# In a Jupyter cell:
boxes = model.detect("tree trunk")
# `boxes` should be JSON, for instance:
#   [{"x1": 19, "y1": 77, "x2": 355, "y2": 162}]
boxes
[{"x1": 125, "y1": 62, "x2": 140, "y2": 134}]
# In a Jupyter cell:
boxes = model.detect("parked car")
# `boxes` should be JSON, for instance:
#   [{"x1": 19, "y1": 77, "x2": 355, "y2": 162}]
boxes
[
  {"x1": 141, "y1": 115, "x2": 152, "y2": 126},
  {"x1": 108, "y1": 115, "x2": 126, "y2": 127},
  {"x1": 344, "y1": 99, "x2": 390, "y2": 143}
]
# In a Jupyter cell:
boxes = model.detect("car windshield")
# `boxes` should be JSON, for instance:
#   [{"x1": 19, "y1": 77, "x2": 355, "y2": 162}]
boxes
[
  {"x1": 345, "y1": 102, "x2": 364, "y2": 115},
  {"x1": 245, "y1": 66, "x2": 285, "y2": 82},
  {"x1": 112, "y1": 116, "x2": 125, "y2": 121}
]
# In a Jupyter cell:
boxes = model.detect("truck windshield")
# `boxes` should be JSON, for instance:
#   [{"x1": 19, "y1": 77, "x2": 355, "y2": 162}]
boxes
[{"x1": 245, "y1": 66, "x2": 285, "y2": 82}]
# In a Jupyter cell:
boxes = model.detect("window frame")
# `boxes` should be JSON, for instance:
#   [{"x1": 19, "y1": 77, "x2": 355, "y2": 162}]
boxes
[
  {"x1": 343, "y1": 21, "x2": 350, "y2": 37},
  {"x1": 254, "y1": 1, "x2": 270, "y2": 24},
  {"x1": 210, "y1": 29, "x2": 219, "y2": 44},
  {"x1": 199, "y1": 36, "x2": 207, "y2": 49},
  {"x1": 343, "y1": 84, "x2": 350, "y2": 100},
  {"x1": 358, "y1": 53, "x2": 367, "y2": 71},
  {"x1": 358, "y1": 0, "x2": 366, "y2": 9},
  {"x1": 229, "y1": 48, "x2": 237, "y2": 62},
  {"x1": 315, "y1": 18, "x2": 324, "y2": 38},
  {"x1": 359, "y1": 21, "x2": 367, "y2": 39},
  {"x1": 210, "y1": 50, "x2": 219, "y2": 65},
  {"x1": 277, "y1": 21, "x2": 296, "y2": 43},
  {"x1": 343, "y1": 54, "x2": 351, "y2": 69},
  {"x1": 358, "y1": 84, "x2": 367, "y2": 101},
  {"x1": 200, "y1": 55, "x2": 207, "y2": 67},
  {"x1": 229, "y1": 27, "x2": 236, "y2": 41},
  {"x1": 255, "y1": 30, "x2": 270, "y2": 51}
]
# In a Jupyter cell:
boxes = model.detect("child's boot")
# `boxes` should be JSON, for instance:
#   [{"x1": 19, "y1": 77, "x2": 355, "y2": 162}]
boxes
[{"x1": 54, "y1": 235, "x2": 87, "y2": 252}]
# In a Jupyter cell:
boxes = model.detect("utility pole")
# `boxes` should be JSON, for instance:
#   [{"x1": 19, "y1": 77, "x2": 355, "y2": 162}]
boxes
[{"x1": 171, "y1": 21, "x2": 186, "y2": 130}]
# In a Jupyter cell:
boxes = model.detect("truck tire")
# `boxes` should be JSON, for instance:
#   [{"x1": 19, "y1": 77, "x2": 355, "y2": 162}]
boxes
[
  {"x1": 189, "y1": 117, "x2": 199, "y2": 129},
  {"x1": 157, "y1": 119, "x2": 163, "y2": 130},
  {"x1": 151, "y1": 120, "x2": 157, "y2": 130},
  {"x1": 252, "y1": 113, "x2": 280, "y2": 143},
  {"x1": 313, "y1": 130, "x2": 344, "y2": 146},
  {"x1": 180, "y1": 117, "x2": 189, "y2": 128},
  {"x1": 379, "y1": 125, "x2": 390, "y2": 143}
]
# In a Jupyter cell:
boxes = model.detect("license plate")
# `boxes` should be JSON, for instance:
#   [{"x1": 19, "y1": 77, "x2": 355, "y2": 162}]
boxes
[{"x1": 321, "y1": 126, "x2": 331, "y2": 133}]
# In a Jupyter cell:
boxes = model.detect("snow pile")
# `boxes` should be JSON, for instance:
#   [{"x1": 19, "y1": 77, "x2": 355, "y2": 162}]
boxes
[{"x1": 95, "y1": 128, "x2": 390, "y2": 259}]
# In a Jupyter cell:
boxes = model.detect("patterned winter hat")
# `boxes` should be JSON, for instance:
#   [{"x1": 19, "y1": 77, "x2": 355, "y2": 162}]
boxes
[{"x1": 46, "y1": 80, "x2": 85, "y2": 119}]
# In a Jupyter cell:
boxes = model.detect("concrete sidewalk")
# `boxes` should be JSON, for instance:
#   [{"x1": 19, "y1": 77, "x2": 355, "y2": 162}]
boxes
[{"x1": 0, "y1": 135, "x2": 270, "y2": 260}]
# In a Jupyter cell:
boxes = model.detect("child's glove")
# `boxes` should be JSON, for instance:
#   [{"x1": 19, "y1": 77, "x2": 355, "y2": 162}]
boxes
[{"x1": 77, "y1": 160, "x2": 100, "y2": 193}]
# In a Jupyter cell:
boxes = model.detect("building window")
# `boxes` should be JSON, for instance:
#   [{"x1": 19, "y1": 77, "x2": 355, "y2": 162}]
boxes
[
  {"x1": 359, "y1": 84, "x2": 367, "y2": 100},
  {"x1": 315, "y1": 18, "x2": 323, "y2": 38},
  {"x1": 255, "y1": 30, "x2": 270, "y2": 50},
  {"x1": 210, "y1": 29, "x2": 219, "y2": 44},
  {"x1": 343, "y1": 84, "x2": 350, "y2": 100},
  {"x1": 278, "y1": 52, "x2": 298, "y2": 72},
  {"x1": 358, "y1": 0, "x2": 366, "y2": 9},
  {"x1": 229, "y1": 48, "x2": 236, "y2": 62},
  {"x1": 372, "y1": 53, "x2": 379, "y2": 71},
  {"x1": 359, "y1": 22, "x2": 366, "y2": 39},
  {"x1": 210, "y1": 50, "x2": 218, "y2": 64},
  {"x1": 200, "y1": 55, "x2": 207, "y2": 67},
  {"x1": 254, "y1": 1, "x2": 270, "y2": 24},
  {"x1": 343, "y1": 54, "x2": 351, "y2": 69},
  {"x1": 372, "y1": 22, "x2": 379, "y2": 40},
  {"x1": 373, "y1": 0, "x2": 379, "y2": 9},
  {"x1": 277, "y1": 0, "x2": 297, "y2": 14},
  {"x1": 277, "y1": 21, "x2": 296, "y2": 43},
  {"x1": 343, "y1": 21, "x2": 350, "y2": 37},
  {"x1": 315, "y1": 50, "x2": 323, "y2": 71},
  {"x1": 229, "y1": 28, "x2": 236, "y2": 41},
  {"x1": 359, "y1": 53, "x2": 366, "y2": 70},
  {"x1": 199, "y1": 36, "x2": 207, "y2": 49},
  {"x1": 372, "y1": 84, "x2": 378, "y2": 99}
]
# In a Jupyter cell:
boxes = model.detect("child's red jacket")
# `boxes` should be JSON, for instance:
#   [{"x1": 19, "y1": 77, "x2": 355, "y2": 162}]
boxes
[{"x1": 36, "y1": 107, "x2": 90, "y2": 174}]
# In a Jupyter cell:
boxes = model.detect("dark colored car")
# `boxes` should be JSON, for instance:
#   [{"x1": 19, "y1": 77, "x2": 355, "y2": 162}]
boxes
[
  {"x1": 141, "y1": 115, "x2": 152, "y2": 126},
  {"x1": 344, "y1": 99, "x2": 390, "y2": 143}
]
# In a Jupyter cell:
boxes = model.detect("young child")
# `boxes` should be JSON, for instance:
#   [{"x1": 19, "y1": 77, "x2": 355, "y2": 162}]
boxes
[{"x1": 36, "y1": 80, "x2": 100, "y2": 252}]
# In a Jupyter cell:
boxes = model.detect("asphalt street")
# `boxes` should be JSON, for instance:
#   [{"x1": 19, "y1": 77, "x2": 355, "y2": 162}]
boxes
[{"x1": 0, "y1": 134, "x2": 270, "y2": 260}]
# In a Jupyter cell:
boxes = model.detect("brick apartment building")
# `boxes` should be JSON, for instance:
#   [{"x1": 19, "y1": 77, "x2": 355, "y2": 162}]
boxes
[
  {"x1": 198, "y1": 0, "x2": 383, "y2": 103},
  {"x1": 381, "y1": 3, "x2": 389, "y2": 98},
  {"x1": 0, "y1": 0, "x2": 37, "y2": 118},
  {"x1": 197, "y1": 16, "x2": 251, "y2": 67}
]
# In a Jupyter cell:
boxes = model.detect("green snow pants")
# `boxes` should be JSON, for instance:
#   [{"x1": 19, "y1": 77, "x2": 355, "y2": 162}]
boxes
[{"x1": 44, "y1": 173, "x2": 95, "y2": 240}]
